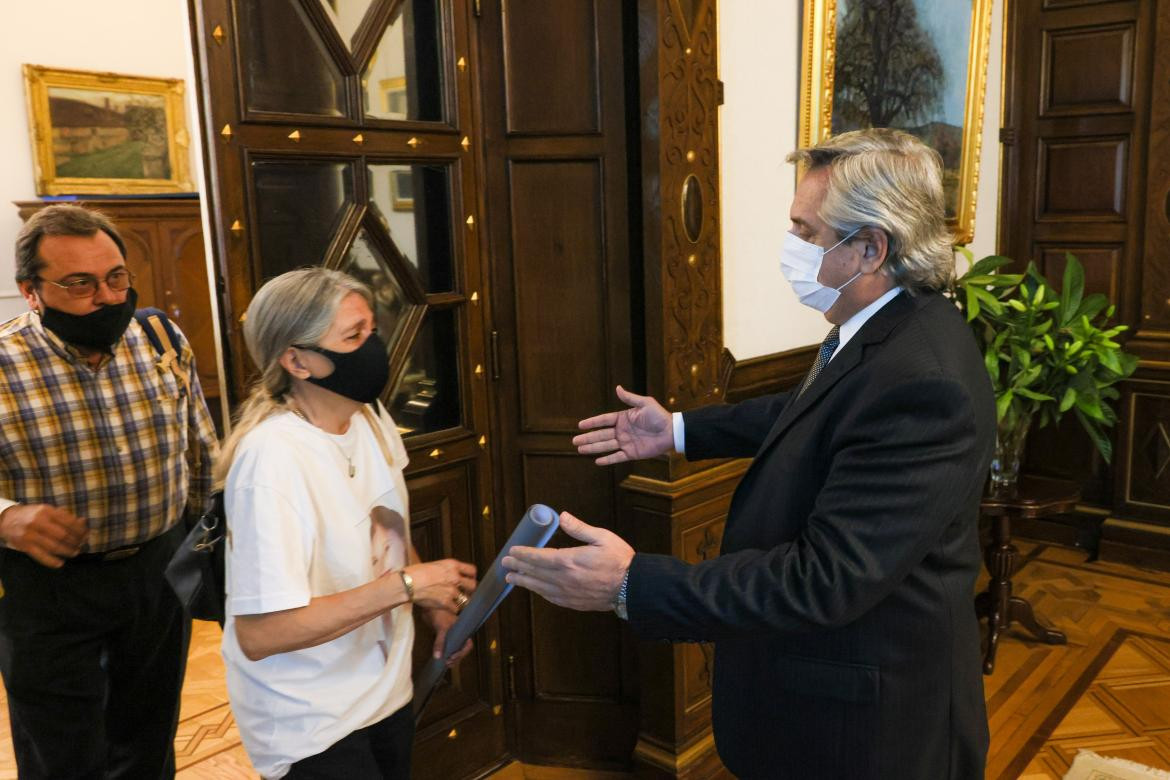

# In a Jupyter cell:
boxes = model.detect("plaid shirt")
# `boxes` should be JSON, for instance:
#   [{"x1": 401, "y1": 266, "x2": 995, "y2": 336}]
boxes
[{"x1": 0, "y1": 311, "x2": 217, "y2": 551}]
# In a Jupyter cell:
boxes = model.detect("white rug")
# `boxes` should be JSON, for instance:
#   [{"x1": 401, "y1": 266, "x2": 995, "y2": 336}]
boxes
[{"x1": 1064, "y1": 750, "x2": 1170, "y2": 780}]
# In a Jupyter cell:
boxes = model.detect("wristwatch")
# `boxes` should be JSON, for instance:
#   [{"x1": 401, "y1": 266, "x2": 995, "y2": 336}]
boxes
[
  {"x1": 612, "y1": 568, "x2": 631, "y2": 620},
  {"x1": 398, "y1": 569, "x2": 415, "y2": 602}
]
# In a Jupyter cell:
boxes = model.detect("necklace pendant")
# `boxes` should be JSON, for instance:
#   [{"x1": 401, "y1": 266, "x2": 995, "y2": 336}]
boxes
[{"x1": 348, "y1": 463, "x2": 356, "y2": 478}]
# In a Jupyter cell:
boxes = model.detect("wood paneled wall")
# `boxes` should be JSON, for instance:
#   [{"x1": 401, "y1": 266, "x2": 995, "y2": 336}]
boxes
[{"x1": 1001, "y1": 0, "x2": 1170, "y2": 569}]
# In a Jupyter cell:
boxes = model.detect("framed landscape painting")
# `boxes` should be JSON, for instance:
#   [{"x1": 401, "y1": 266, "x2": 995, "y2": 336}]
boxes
[
  {"x1": 22, "y1": 65, "x2": 194, "y2": 195},
  {"x1": 798, "y1": 0, "x2": 993, "y2": 244}
]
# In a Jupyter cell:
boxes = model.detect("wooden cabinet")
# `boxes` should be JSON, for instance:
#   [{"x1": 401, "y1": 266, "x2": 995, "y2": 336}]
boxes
[
  {"x1": 1000, "y1": 0, "x2": 1170, "y2": 568},
  {"x1": 15, "y1": 198, "x2": 223, "y2": 431}
]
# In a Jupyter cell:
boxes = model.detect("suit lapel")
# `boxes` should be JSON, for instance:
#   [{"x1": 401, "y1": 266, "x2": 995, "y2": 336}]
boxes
[{"x1": 756, "y1": 291, "x2": 920, "y2": 456}]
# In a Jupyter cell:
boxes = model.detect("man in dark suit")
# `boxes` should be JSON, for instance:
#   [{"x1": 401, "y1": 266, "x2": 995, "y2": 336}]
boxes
[{"x1": 503, "y1": 128, "x2": 995, "y2": 779}]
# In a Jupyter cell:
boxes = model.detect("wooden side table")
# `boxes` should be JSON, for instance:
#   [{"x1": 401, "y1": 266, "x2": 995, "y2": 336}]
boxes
[{"x1": 975, "y1": 475, "x2": 1078, "y2": 674}]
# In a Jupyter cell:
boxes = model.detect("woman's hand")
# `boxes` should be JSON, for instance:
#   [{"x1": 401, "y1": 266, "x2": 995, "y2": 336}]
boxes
[
  {"x1": 424, "y1": 608, "x2": 473, "y2": 665},
  {"x1": 405, "y1": 559, "x2": 477, "y2": 613}
]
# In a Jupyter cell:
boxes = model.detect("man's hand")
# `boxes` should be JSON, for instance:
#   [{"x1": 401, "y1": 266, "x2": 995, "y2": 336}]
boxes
[
  {"x1": 572, "y1": 385, "x2": 674, "y2": 465},
  {"x1": 0, "y1": 504, "x2": 88, "y2": 568},
  {"x1": 425, "y1": 608, "x2": 473, "y2": 665},
  {"x1": 503, "y1": 512, "x2": 634, "y2": 611}
]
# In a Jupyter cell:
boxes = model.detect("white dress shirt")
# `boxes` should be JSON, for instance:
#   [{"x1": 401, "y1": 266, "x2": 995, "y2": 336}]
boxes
[{"x1": 672, "y1": 287, "x2": 905, "y2": 454}]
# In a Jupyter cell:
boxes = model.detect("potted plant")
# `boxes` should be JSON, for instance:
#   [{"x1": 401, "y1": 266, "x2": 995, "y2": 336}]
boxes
[{"x1": 953, "y1": 251, "x2": 1138, "y2": 491}]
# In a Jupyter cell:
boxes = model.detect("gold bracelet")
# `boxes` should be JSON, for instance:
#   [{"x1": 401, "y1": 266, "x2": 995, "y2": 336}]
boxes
[{"x1": 398, "y1": 569, "x2": 414, "y2": 602}]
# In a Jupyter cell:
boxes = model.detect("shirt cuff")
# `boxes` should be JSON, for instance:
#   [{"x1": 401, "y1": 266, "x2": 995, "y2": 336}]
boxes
[
  {"x1": 672, "y1": 412, "x2": 686, "y2": 456},
  {"x1": 0, "y1": 498, "x2": 18, "y2": 517}
]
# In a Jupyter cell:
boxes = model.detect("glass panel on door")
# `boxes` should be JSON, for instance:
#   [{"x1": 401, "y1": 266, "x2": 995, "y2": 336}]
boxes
[
  {"x1": 238, "y1": 0, "x2": 347, "y2": 117},
  {"x1": 251, "y1": 159, "x2": 354, "y2": 278},
  {"x1": 340, "y1": 227, "x2": 413, "y2": 352},
  {"x1": 390, "y1": 307, "x2": 461, "y2": 435},
  {"x1": 317, "y1": 0, "x2": 377, "y2": 52},
  {"x1": 362, "y1": 0, "x2": 445, "y2": 122},
  {"x1": 368, "y1": 162, "x2": 455, "y2": 293}
]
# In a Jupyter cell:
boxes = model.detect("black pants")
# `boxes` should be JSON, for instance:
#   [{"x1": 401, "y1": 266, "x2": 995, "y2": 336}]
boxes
[
  {"x1": 285, "y1": 703, "x2": 415, "y2": 780},
  {"x1": 0, "y1": 524, "x2": 190, "y2": 780}
]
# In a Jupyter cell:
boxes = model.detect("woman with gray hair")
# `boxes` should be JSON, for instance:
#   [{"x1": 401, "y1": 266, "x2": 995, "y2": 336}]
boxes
[{"x1": 216, "y1": 267, "x2": 476, "y2": 779}]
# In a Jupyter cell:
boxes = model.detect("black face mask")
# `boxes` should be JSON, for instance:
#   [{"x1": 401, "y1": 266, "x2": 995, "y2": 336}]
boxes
[
  {"x1": 298, "y1": 331, "x2": 391, "y2": 404},
  {"x1": 40, "y1": 288, "x2": 137, "y2": 352}
]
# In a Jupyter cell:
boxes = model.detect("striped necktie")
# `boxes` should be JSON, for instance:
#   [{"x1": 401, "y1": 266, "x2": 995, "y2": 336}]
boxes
[{"x1": 797, "y1": 326, "x2": 841, "y2": 398}]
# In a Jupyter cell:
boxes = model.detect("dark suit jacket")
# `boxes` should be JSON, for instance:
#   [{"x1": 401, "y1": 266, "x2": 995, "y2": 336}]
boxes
[{"x1": 628, "y1": 291, "x2": 995, "y2": 779}]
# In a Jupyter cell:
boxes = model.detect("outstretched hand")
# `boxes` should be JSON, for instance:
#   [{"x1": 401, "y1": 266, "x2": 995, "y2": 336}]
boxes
[
  {"x1": 502, "y1": 512, "x2": 634, "y2": 612},
  {"x1": 572, "y1": 385, "x2": 674, "y2": 465}
]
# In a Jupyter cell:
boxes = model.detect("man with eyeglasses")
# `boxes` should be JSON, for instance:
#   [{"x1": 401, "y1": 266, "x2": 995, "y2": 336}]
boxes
[{"x1": 0, "y1": 204, "x2": 217, "y2": 778}]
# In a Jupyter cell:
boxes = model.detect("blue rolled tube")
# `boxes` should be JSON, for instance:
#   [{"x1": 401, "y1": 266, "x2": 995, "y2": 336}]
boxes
[{"x1": 413, "y1": 504, "x2": 559, "y2": 717}]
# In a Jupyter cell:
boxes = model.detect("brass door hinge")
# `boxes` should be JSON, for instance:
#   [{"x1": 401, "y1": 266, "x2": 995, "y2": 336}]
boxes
[
  {"x1": 490, "y1": 330, "x2": 501, "y2": 380},
  {"x1": 506, "y1": 654, "x2": 517, "y2": 700}
]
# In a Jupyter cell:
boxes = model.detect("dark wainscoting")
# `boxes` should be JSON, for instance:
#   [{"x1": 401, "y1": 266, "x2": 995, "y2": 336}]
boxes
[{"x1": 718, "y1": 345, "x2": 817, "y2": 404}]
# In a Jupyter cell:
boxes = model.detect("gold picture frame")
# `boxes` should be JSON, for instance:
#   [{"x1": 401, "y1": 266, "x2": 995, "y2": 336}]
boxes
[
  {"x1": 390, "y1": 169, "x2": 414, "y2": 212},
  {"x1": 380, "y1": 76, "x2": 408, "y2": 120},
  {"x1": 798, "y1": 0, "x2": 993, "y2": 244},
  {"x1": 22, "y1": 64, "x2": 194, "y2": 195}
]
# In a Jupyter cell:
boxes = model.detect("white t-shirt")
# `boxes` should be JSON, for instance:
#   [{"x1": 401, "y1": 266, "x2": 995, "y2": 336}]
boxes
[{"x1": 222, "y1": 407, "x2": 414, "y2": 779}]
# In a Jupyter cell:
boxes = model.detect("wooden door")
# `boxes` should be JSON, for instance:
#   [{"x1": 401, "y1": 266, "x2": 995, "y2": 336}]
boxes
[
  {"x1": 1000, "y1": 0, "x2": 1156, "y2": 510},
  {"x1": 476, "y1": 0, "x2": 641, "y2": 768},
  {"x1": 189, "y1": 1, "x2": 506, "y2": 777}
]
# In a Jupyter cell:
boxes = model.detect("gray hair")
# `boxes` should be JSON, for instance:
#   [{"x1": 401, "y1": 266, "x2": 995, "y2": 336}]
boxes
[
  {"x1": 787, "y1": 128, "x2": 954, "y2": 292},
  {"x1": 14, "y1": 204, "x2": 127, "y2": 284},
  {"x1": 214, "y1": 267, "x2": 373, "y2": 487},
  {"x1": 241, "y1": 267, "x2": 373, "y2": 399}
]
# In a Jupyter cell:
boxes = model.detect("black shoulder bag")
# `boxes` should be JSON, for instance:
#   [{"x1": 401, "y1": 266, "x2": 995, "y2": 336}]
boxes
[{"x1": 134, "y1": 308, "x2": 227, "y2": 625}]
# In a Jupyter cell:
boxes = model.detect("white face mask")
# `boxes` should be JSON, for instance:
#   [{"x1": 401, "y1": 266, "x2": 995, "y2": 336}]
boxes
[{"x1": 780, "y1": 228, "x2": 862, "y2": 313}]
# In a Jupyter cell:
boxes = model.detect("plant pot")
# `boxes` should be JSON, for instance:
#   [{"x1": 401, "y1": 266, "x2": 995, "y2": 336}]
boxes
[{"x1": 989, "y1": 416, "x2": 1032, "y2": 492}]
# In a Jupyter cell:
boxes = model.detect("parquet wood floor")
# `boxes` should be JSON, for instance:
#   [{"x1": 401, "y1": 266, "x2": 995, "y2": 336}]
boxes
[
  {"x1": 984, "y1": 543, "x2": 1170, "y2": 780},
  {"x1": 0, "y1": 541, "x2": 1166, "y2": 779}
]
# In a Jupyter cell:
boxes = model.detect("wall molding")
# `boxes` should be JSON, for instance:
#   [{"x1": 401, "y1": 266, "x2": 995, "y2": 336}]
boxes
[{"x1": 719, "y1": 344, "x2": 816, "y2": 403}]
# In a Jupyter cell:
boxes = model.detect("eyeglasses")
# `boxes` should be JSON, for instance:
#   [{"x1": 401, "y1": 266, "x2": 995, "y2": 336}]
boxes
[{"x1": 38, "y1": 269, "x2": 135, "y2": 298}]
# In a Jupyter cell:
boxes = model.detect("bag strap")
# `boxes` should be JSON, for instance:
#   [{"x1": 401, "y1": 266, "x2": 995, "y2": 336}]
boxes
[
  {"x1": 134, "y1": 308, "x2": 191, "y2": 392},
  {"x1": 134, "y1": 308, "x2": 196, "y2": 466},
  {"x1": 361, "y1": 402, "x2": 396, "y2": 468}
]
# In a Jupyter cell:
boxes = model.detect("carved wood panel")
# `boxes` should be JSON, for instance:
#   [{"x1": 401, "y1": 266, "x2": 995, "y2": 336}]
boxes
[
  {"x1": 680, "y1": 518, "x2": 723, "y2": 720},
  {"x1": 1034, "y1": 244, "x2": 1123, "y2": 301},
  {"x1": 507, "y1": 159, "x2": 609, "y2": 433},
  {"x1": 1041, "y1": 24, "x2": 1134, "y2": 116},
  {"x1": 1036, "y1": 136, "x2": 1129, "y2": 221},
  {"x1": 501, "y1": 0, "x2": 600, "y2": 135},
  {"x1": 642, "y1": 0, "x2": 722, "y2": 410},
  {"x1": 1122, "y1": 383, "x2": 1170, "y2": 515},
  {"x1": 1137, "y1": 5, "x2": 1170, "y2": 338}
]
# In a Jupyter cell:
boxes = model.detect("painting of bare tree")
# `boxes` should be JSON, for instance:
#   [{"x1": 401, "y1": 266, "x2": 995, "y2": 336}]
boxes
[{"x1": 800, "y1": 0, "x2": 993, "y2": 243}]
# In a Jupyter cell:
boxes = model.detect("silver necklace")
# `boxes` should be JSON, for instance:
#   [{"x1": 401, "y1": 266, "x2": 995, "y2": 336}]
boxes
[{"x1": 289, "y1": 405, "x2": 357, "y2": 478}]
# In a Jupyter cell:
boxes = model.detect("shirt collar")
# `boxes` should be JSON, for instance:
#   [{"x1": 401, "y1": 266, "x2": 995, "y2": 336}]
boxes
[{"x1": 833, "y1": 286, "x2": 905, "y2": 359}]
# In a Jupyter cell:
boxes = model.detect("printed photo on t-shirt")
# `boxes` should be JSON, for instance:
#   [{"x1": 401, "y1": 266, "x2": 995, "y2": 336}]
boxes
[{"x1": 370, "y1": 500, "x2": 408, "y2": 659}]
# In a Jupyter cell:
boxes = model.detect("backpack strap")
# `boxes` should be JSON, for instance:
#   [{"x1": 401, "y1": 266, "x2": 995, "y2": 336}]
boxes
[{"x1": 134, "y1": 308, "x2": 196, "y2": 464}]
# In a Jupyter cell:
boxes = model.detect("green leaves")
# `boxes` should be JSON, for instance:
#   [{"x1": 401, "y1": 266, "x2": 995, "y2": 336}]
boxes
[
  {"x1": 952, "y1": 251, "x2": 1137, "y2": 463},
  {"x1": 1059, "y1": 253, "x2": 1084, "y2": 326}
]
